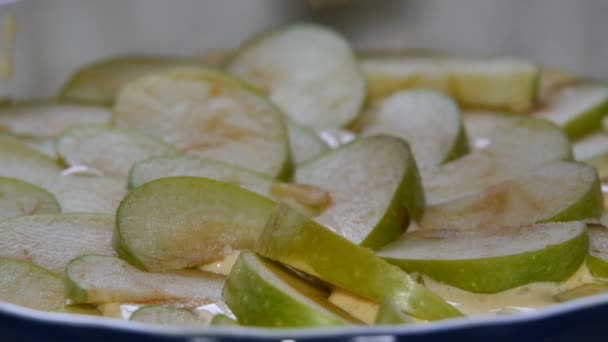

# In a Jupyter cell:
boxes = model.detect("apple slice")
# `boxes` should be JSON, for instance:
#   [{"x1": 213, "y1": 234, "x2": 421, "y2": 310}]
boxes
[
  {"x1": 210, "y1": 314, "x2": 238, "y2": 326},
  {"x1": 587, "y1": 225, "x2": 608, "y2": 279},
  {"x1": 40, "y1": 175, "x2": 126, "y2": 215},
  {"x1": 256, "y1": 204, "x2": 462, "y2": 320},
  {"x1": 227, "y1": 23, "x2": 365, "y2": 129},
  {"x1": 59, "y1": 56, "x2": 202, "y2": 105},
  {"x1": 0, "y1": 257, "x2": 65, "y2": 310},
  {"x1": 0, "y1": 177, "x2": 60, "y2": 220},
  {"x1": 287, "y1": 119, "x2": 328, "y2": 164},
  {"x1": 586, "y1": 154, "x2": 608, "y2": 182},
  {"x1": 0, "y1": 134, "x2": 62, "y2": 185},
  {"x1": 295, "y1": 135, "x2": 424, "y2": 247},
  {"x1": 223, "y1": 251, "x2": 358, "y2": 327},
  {"x1": 198, "y1": 252, "x2": 240, "y2": 277},
  {"x1": 424, "y1": 118, "x2": 572, "y2": 205},
  {"x1": 0, "y1": 102, "x2": 111, "y2": 137},
  {"x1": 129, "y1": 306, "x2": 211, "y2": 326},
  {"x1": 375, "y1": 298, "x2": 414, "y2": 325},
  {"x1": 358, "y1": 90, "x2": 469, "y2": 170},
  {"x1": 554, "y1": 283, "x2": 608, "y2": 302},
  {"x1": 573, "y1": 132, "x2": 608, "y2": 161},
  {"x1": 57, "y1": 125, "x2": 178, "y2": 179},
  {"x1": 462, "y1": 111, "x2": 523, "y2": 149},
  {"x1": 113, "y1": 67, "x2": 291, "y2": 179},
  {"x1": 50, "y1": 304, "x2": 101, "y2": 316},
  {"x1": 377, "y1": 222, "x2": 588, "y2": 293},
  {"x1": 17, "y1": 135, "x2": 57, "y2": 159},
  {"x1": 328, "y1": 288, "x2": 379, "y2": 324},
  {"x1": 361, "y1": 56, "x2": 538, "y2": 112},
  {"x1": 534, "y1": 83, "x2": 608, "y2": 139},
  {"x1": 115, "y1": 177, "x2": 276, "y2": 272},
  {"x1": 0, "y1": 213, "x2": 115, "y2": 274},
  {"x1": 420, "y1": 161, "x2": 602, "y2": 230},
  {"x1": 66, "y1": 255, "x2": 224, "y2": 305}
]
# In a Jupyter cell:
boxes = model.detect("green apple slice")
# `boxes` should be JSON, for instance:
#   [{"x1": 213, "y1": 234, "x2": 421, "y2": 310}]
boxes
[
  {"x1": 361, "y1": 56, "x2": 538, "y2": 112},
  {"x1": 113, "y1": 67, "x2": 291, "y2": 179},
  {"x1": 420, "y1": 161, "x2": 602, "y2": 230},
  {"x1": 115, "y1": 177, "x2": 276, "y2": 272},
  {"x1": 295, "y1": 135, "x2": 424, "y2": 247},
  {"x1": 328, "y1": 288, "x2": 379, "y2": 324},
  {"x1": 128, "y1": 155, "x2": 276, "y2": 195},
  {"x1": 375, "y1": 298, "x2": 414, "y2": 325},
  {"x1": 0, "y1": 102, "x2": 111, "y2": 137},
  {"x1": 424, "y1": 118, "x2": 572, "y2": 205},
  {"x1": 573, "y1": 132, "x2": 608, "y2": 161},
  {"x1": 0, "y1": 213, "x2": 115, "y2": 274},
  {"x1": 534, "y1": 83, "x2": 608, "y2": 139},
  {"x1": 554, "y1": 283, "x2": 608, "y2": 302},
  {"x1": 378, "y1": 222, "x2": 588, "y2": 294},
  {"x1": 228, "y1": 23, "x2": 365, "y2": 129},
  {"x1": 462, "y1": 111, "x2": 523, "y2": 149},
  {"x1": 66, "y1": 255, "x2": 224, "y2": 305},
  {"x1": 0, "y1": 177, "x2": 60, "y2": 220},
  {"x1": 0, "y1": 134, "x2": 62, "y2": 185},
  {"x1": 256, "y1": 204, "x2": 462, "y2": 320},
  {"x1": 40, "y1": 175, "x2": 126, "y2": 215},
  {"x1": 17, "y1": 135, "x2": 57, "y2": 158},
  {"x1": 587, "y1": 225, "x2": 608, "y2": 279},
  {"x1": 50, "y1": 304, "x2": 101, "y2": 316},
  {"x1": 130, "y1": 306, "x2": 210, "y2": 326},
  {"x1": 358, "y1": 90, "x2": 469, "y2": 170},
  {"x1": 59, "y1": 56, "x2": 203, "y2": 105},
  {"x1": 287, "y1": 119, "x2": 328, "y2": 164},
  {"x1": 57, "y1": 125, "x2": 178, "y2": 179},
  {"x1": 223, "y1": 251, "x2": 358, "y2": 327},
  {"x1": 210, "y1": 314, "x2": 239, "y2": 326},
  {"x1": 0, "y1": 257, "x2": 66, "y2": 310}
]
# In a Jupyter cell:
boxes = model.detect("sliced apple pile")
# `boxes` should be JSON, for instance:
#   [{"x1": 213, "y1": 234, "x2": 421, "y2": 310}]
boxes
[
  {"x1": 377, "y1": 222, "x2": 588, "y2": 293},
  {"x1": 420, "y1": 161, "x2": 602, "y2": 230},
  {"x1": 0, "y1": 257, "x2": 66, "y2": 311},
  {"x1": 223, "y1": 251, "x2": 358, "y2": 327},
  {"x1": 113, "y1": 68, "x2": 291, "y2": 179},
  {"x1": 255, "y1": 204, "x2": 463, "y2": 320},
  {"x1": 357, "y1": 90, "x2": 469, "y2": 170},
  {"x1": 129, "y1": 306, "x2": 211, "y2": 326},
  {"x1": 59, "y1": 57, "x2": 203, "y2": 105},
  {"x1": 0, "y1": 177, "x2": 60, "y2": 220},
  {"x1": 361, "y1": 56, "x2": 538, "y2": 112},
  {"x1": 534, "y1": 82, "x2": 608, "y2": 139},
  {"x1": 228, "y1": 23, "x2": 365, "y2": 129},
  {"x1": 56, "y1": 125, "x2": 178, "y2": 179},
  {"x1": 295, "y1": 135, "x2": 424, "y2": 247},
  {"x1": 424, "y1": 118, "x2": 572, "y2": 205},
  {"x1": 66, "y1": 255, "x2": 224, "y2": 305},
  {"x1": 0, "y1": 214, "x2": 115, "y2": 274},
  {"x1": 114, "y1": 177, "x2": 276, "y2": 272}
]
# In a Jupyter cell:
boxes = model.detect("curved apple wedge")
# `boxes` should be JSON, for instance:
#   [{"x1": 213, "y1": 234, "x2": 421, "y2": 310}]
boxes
[
  {"x1": 114, "y1": 177, "x2": 276, "y2": 272},
  {"x1": 424, "y1": 118, "x2": 572, "y2": 205},
  {"x1": 113, "y1": 68, "x2": 291, "y2": 179},
  {"x1": 0, "y1": 177, "x2": 60, "y2": 220},
  {"x1": 377, "y1": 222, "x2": 588, "y2": 293},
  {"x1": 420, "y1": 161, "x2": 602, "y2": 230},
  {"x1": 57, "y1": 125, "x2": 178, "y2": 179},
  {"x1": 228, "y1": 23, "x2": 365, "y2": 129},
  {"x1": 587, "y1": 225, "x2": 608, "y2": 279},
  {"x1": 0, "y1": 257, "x2": 66, "y2": 311},
  {"x1": 535, "y1": 83, "x2": 608, "y2": 139},
  {"x1": 295, "y1": 135, "x2": 424, "y2": 247},
  {"x1": 129, "y1": 306, "x2": 210, "y2": 326},
  {"x1": 375, "y1": 298, "x2": 414, "y2": 325},
  {"x1": 359, "y1": 90, "x2": 469, "y2": 170},
  {"x1": 255, "y1": 204, "x2": 462, "y2": 320},
  {"x1": 65, "y1": 255, "x2": 224, "y2": 305},
  {"x1": 0, "y1": 214, "x2": 115, "y2": 274},
  {"x1": 223, "y1": 251, "x2": 359, "y2": 328}
]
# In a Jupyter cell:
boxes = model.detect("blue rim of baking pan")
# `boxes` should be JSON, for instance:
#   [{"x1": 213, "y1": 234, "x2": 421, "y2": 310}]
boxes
[{"x1": 2, "y1": 292, "x2": 608, "y2": 341}]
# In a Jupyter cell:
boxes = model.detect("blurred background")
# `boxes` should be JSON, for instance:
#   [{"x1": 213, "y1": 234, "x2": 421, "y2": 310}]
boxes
[{"x1": 1, "y1": 0, "x2": 607, "y2": 98}]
